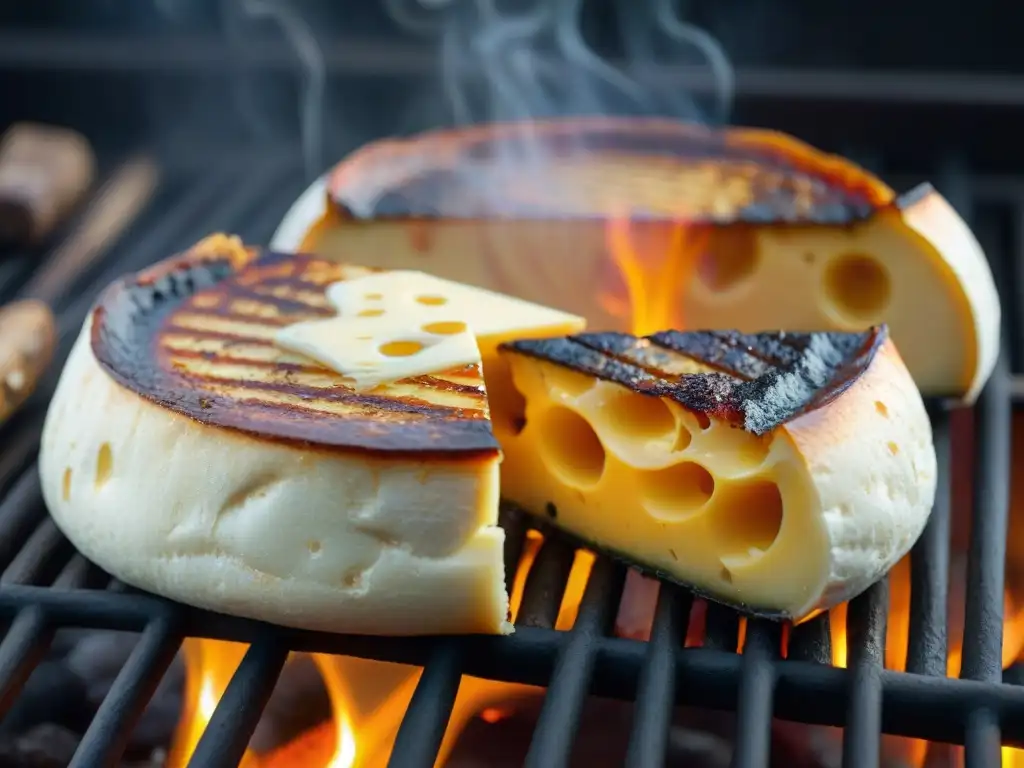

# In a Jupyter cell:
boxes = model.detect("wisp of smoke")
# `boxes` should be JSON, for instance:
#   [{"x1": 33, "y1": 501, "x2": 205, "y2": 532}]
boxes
[
  {"x1": 237, "y1": 0, "x2": 326, "y2": 183},
  {"x1": 386, "y1": 0, "x2": 735, "y2": 128}
]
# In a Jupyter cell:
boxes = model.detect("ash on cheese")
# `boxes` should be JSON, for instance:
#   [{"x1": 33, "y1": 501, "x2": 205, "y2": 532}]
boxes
[{"x1": 275, "y1": 270, "x2": 581, "y2": 390}]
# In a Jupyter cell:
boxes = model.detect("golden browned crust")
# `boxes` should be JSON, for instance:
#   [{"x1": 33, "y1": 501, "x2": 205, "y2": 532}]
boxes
[
  {"x1": 89, "y1": 235, "x2": 499, "y2": 459},
  {"x1": 326, "y1": 117, "x2": 895, "y2": 224},
  {"x1": 501, "y1": 326, "x2": 886, "y2": 436}
]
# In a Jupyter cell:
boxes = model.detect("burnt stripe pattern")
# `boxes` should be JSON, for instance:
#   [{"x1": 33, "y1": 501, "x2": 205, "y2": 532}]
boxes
[
  {"x1": 90, "y1": 238, "x2": 498, "y2": 457},
  {"x1": 503, "y1": 326, "x2": 886, "y2": 435}
]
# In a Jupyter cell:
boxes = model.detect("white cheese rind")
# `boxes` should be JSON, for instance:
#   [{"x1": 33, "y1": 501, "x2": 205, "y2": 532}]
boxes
[
  {"x1": 785, "y1": 338, "x2": 937, "y2": 613},
  {"x1": 270, "y1": 174, "x2": 328, "y2": 252},
  {"x1": 897, "y1": 187, "x2": 1000, "y2": 404},
  {"x1": 39, "y1": 321, "x2": 512, "y2": 636}
]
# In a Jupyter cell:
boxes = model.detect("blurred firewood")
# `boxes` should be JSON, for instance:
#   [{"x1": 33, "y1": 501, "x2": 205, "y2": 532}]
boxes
[
  {"x1": 0, "y1": 123, "x2": 96, "y2": 249},
  {"x1": 0, "y1": 299, "x2": 55, "y2": 426}
]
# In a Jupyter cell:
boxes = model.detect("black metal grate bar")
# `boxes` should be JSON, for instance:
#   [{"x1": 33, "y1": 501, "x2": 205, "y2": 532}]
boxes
[
  {"x1": 624, "y1": 585, "x2": 692, "y2": 768},
  {"x1": 500, "y1": 504, "x2": 529, "y2": 597},
  {"x1": 187, "y1": 637, "x2": 290, "y2": 768},
  {"x1": 70, "y1": 616, "x2": 182, "y2": 768},
  {"x1": 787, "y1": 613, "x2": 832, "y2": 665},
  {"x1": 959, "y1": 178, "x2": 1013, "y2": 768},
  {"x1": 841, "y1": 579, "x2": 889, "y2": 768},
  {"x1": 732, "y1": 620, "x2": 781, "y2": 768},
  {"x1": 1, "y1": 517, "x2": 75, "y2": 586},
  {"x1": 703, "y1": 603, "x2": 741, "y2": 652},
  {"x1": 524, "y1": 557, "x2": 626, "y2": 768},
  {"x1": 0, "y1": 472, "x2": 46, "y2": 572},
  {"x1": 906, "y1": 404, "x2": 952, "y2": 677},
  {"x1": 516, "y1": 537, "x2": 575, "y2": 630},
  {"x1": 0, "y1": 606, "x2": 49, "y2": 719},
  {"x1": 387, "y1": 642, "x2": 464, "y2": 768}
]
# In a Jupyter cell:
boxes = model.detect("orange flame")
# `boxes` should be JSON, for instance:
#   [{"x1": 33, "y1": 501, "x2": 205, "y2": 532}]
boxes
[
  {"x1": 166, "y1": 533, "x2": 590, "y2": 768},
  {"x1": 600, "y1": 215, "x2": 708, "y2": 335}
]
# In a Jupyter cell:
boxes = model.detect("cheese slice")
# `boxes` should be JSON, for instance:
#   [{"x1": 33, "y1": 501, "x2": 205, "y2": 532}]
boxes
[
  {"x1": 276, "y1": 314, "x2": 482, "y2": 392},
  {"x1": 271, "y1": 117, "x2": 999, "y2": 403},
  {"x1": 495, "y1": 325, "x2": 937, "y2": 619},
  {"x1": 37, "y1": 237, "x2": 577, "y2": 637},
  {"x1": 275, "y1": 270, "x2": 582, "y2": 392}
]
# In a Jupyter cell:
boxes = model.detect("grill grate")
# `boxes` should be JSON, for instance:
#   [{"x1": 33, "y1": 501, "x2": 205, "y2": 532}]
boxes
[{"x1": 0, "y1": 149, "x2": 1019, "y2": 768}]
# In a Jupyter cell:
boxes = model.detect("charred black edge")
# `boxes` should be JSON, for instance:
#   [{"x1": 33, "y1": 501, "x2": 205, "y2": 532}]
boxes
[
  {"x1": 500, "y1": 326, "x2": 887, "y2": 436},
  {"x1": 330, "y1": 123, "x2": 888, "y2": 225},
  {"x1": 89, "y1": 246, "x2": 501, "y2": 459},
  {"x1": 499, "y1": 500, "x2": 792, "y2": 622}
]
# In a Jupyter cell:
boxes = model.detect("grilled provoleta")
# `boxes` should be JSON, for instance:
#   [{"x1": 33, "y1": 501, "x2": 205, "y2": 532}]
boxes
[
  {"x1": 38, "y1": 235, "x2": 581, "y2": 636},
  {"x1": 496, "y1": 326, "x2": 936, "y2": 620},
  {"x1": 272, "y1": 117, "x2": 999, "y2": 403}
]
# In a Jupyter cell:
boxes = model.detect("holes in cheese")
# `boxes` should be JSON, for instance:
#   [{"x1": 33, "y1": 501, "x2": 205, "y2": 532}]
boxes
[
  {"x1": 822, "y1": 252, "x2": 891, "y2": 323},
  {"x1": 638, "y1": 462, "x2": 715, "y2": 520},
  {"x1": 495, "y1": 325, "x2": 932, "y2": 619},
  {"x1": 697, "y1": 227, "x2": 760, "y2": 292},
  {"x1": 378, "y1": 340, "x2": 425, "y2": 357},
  {"x1": 95, "y1": 442, "x2": 113, "y2": 489},
  {"x1": 590, "y1": 388, "x2": 681, "y2": 457},
  {"x1": 539, "y1": 366, "x2": 595, "y2": 399},
  {"x1": 275, "y1": 315, "x2": 483, "y2": 391},
  {"x1": 416, "y1": 294, "x2": 448, "y2": 306},
  {"x1": 535, "y1": 406, "x2": 606, "y2": 489},
  {"x1": 711, "y1": 479, "x2": 784, "y2": 565},
  {"x1": 422, "y1": 321, "x2": 468, "y2": 335}
]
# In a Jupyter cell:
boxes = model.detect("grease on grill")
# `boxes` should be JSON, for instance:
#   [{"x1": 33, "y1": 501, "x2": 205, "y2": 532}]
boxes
[{"x1": 503, "y1": 326, "x2": 885, "y2": 436}]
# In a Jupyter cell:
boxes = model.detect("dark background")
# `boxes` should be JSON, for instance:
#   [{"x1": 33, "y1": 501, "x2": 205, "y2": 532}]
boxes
[{"x1": 0, "y1": 0, "x2": 1020, "y2": 177}]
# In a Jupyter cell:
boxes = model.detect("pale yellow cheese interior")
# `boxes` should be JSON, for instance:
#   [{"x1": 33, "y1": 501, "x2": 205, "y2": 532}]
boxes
[
  {"x1": 490, "y1": 354, "x2": 829, "y2": 615},
  {"x1": 305, "y1": 213, "x2": 976, "y2": 397},
  {"x1": 271, "y1": 269, "x2": 840, "y2": 616}
]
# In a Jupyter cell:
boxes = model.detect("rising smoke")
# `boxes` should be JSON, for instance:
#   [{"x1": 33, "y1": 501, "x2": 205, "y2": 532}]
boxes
[{"x1": 385, "y1": 0, "x2": 735, "y2": 127}]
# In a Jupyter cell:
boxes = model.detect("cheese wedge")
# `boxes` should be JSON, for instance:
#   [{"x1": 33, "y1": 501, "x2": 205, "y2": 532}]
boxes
[
  {"x1": 272, "y1": 117, "x2": 999, "y2": 403},
  {"x1": 496, "y1": 325, "x2": 937, "y2": 619},
  {"x1": 38, "y1": 236, "x2": 577, "y2": 636}
]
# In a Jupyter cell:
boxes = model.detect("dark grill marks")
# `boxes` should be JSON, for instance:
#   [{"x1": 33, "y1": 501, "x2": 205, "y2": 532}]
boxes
[
  {"x1": 334, "y1": 118, "x2": 890, "y2": 225},
  {"x1": 90, "y1": 241, "x2": 499, "y2": 456},
  {"x1": 503, "y1": 326, "x2": 886, "y2": 435},
  {"x1": 646, "y1": 330, "x2": 773, "y2": 379}
]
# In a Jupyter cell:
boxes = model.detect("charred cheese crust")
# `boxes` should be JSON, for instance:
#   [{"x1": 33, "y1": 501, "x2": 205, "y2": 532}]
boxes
[
  {"x1": 496, "y1": 326, "x2": 937, "y2": 619},
  {"x1": 39, "y1": 236, "x2": 517, "y2": 636},
  {"x1": 271, "y1": 117, "x2": 999, "y2": 404}
]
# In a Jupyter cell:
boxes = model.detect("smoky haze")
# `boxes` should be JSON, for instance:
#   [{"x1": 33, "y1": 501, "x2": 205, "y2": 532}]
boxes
[{"x1": 386, "y1": 0, "x2": 734, "y2": 129}]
